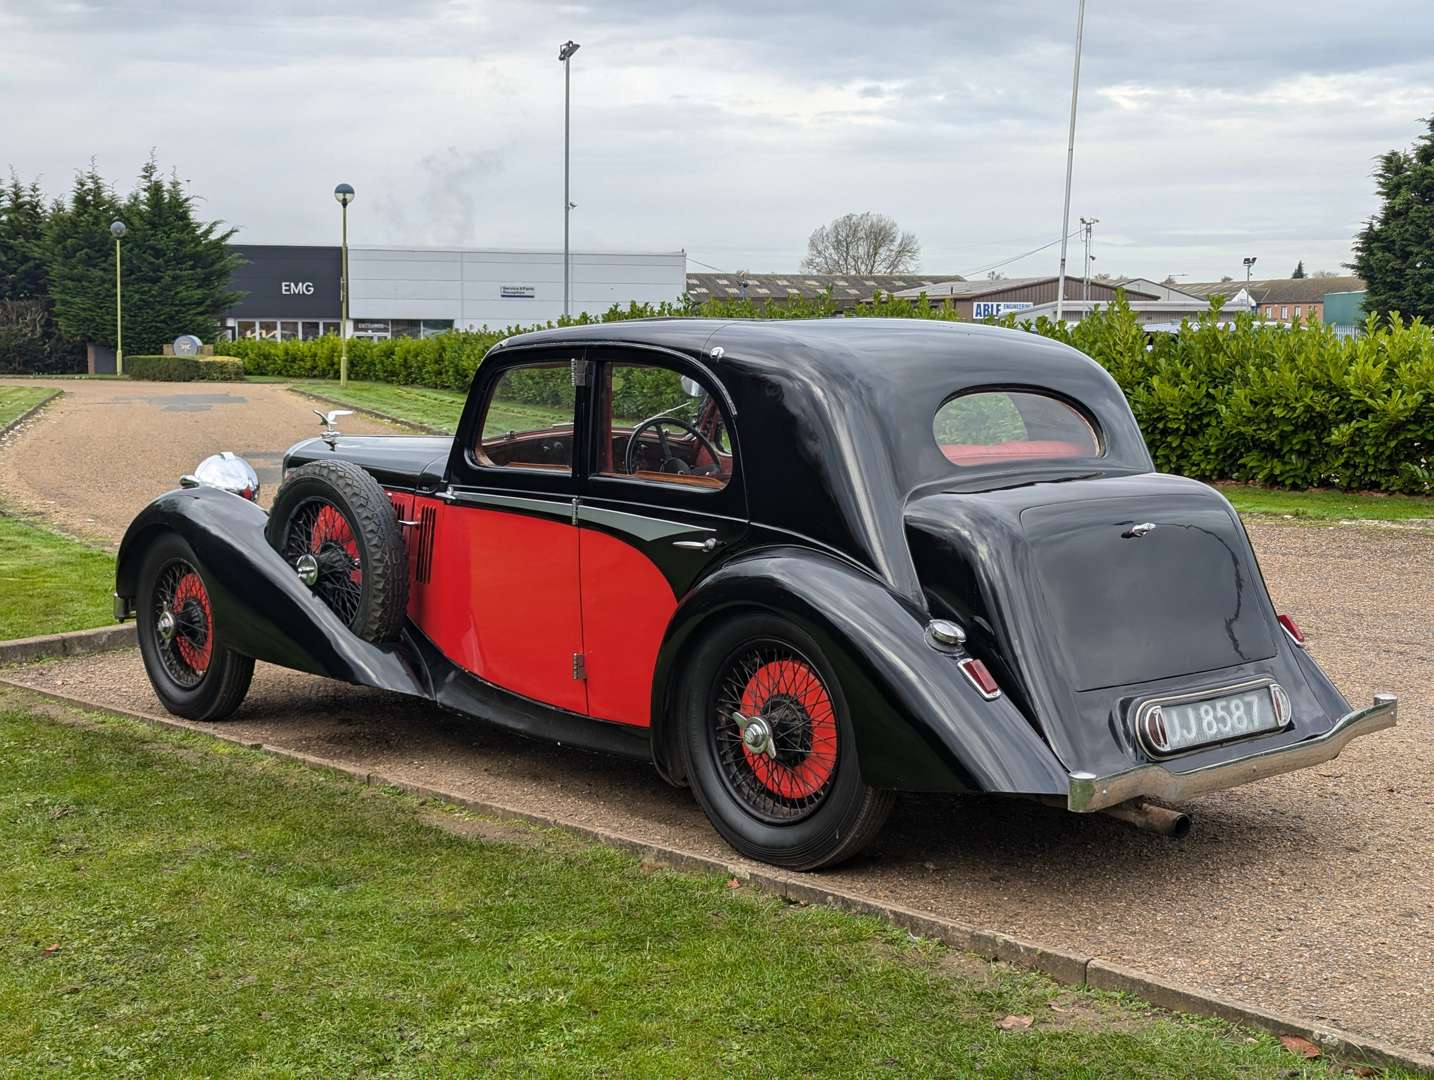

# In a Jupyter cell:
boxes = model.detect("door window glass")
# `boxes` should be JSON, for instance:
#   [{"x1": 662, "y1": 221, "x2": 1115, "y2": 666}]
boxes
[
  {"x1": 475, "y1": 362, "x2": 576, "y2": 473},
  {"x1": 934, "y1": 390, "x2": 1100, "y2": 466},
  {"x1": 598, "y1": 363, "x2": 732, "y2": 489}
]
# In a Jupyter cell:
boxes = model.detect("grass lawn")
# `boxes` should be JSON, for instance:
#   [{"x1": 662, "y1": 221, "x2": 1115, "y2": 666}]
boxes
[
  {"x1": 1218, "y1": 483, "x2": 1434, "y2": 523},
  {"x1": 288, "y1": 379, "x2": 467, "y2": 432},
  {"x1": 0, "y1": 698, "x2": 1397, "y2": 1079},
  {"x1": 0, "y1": 516, "x2": 114, "y2": 640},
  {"x1": 0, "y1": 386, "x2": 58, "y2": 429}
]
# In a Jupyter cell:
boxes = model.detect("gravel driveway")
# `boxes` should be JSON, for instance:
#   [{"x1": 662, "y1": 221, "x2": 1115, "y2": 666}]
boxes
[
  {"x1": 0, "y1": 378, "x2": 396, "y2": 544},
  {"x1": 1, "y1": 379, "x2": 1430, "y2": 1053}
]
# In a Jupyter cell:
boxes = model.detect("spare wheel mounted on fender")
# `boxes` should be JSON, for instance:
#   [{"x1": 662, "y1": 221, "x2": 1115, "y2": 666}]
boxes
[{"x1": 266, "y1": 458, "x2": 408, "y2": 642}]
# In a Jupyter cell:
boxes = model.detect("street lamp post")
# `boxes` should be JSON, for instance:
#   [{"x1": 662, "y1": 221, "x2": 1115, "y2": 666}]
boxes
[
  {"x1": 110, "y1": 220, "x2": 126, "y2": 376},
  {"x1": 1243, "y1": 256, "x2": 1257, "y2": 282},
  {"x1": 558, "y1": 40, "x2": 580, "y2": 320},
  {"x1": 1054, "y1": 0, "x2": 1088, "y2": 324},
  {"x1": 334, "y1": 183, "x2": 355, "y2": 387}
]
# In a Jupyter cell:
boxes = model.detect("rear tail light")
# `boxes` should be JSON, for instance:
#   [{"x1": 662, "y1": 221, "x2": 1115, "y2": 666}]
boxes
[
  {"x1": 959, "y1": 657, "x2": 1001, "y2": 700},
  {"x1": 1278, "y1": 614, "x2": 1305, "y2": 647}
]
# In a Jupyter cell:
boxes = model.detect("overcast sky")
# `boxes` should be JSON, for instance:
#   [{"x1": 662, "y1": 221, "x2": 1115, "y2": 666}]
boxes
[{"x1": 3, "y1": 1, "x2": 1431, "y2": 282}]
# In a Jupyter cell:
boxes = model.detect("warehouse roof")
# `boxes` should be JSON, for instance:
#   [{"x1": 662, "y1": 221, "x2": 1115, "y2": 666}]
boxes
[
  {"x1": 684, "y1": 271, "x2": 963, "y2": 302},
  {"x1": 1179, "y1": 276, "x2": 1365, "y2": 304}
]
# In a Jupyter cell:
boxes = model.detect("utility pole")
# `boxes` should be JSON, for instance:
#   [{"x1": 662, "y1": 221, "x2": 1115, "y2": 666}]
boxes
[
  {"x1": 1243, "y1": 256, "x2": 1257, "y2": 282},
  {"x1": 1080, "y1": 217, "x2": 1099, "y2": 303},
  {"x1": 1054, "y1": 0, "x2": 1088, "y2": 323}
]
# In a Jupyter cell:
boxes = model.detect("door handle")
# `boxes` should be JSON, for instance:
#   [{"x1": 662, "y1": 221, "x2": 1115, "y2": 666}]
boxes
[{"x1": 673, "y1": 537, "x2": 720, "y2": 552}]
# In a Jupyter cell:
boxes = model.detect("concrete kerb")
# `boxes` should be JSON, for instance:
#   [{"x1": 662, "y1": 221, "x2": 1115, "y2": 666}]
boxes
[
  {"x1": 285, "y1": 386, "x2": 450, "y2": 436},
  {"x1": 0, "y1": 623, "x2": 136, "y2": 665},
  {"x1": 1, "y1": 673, "x2": 1430, "y2": 1075},
  {"x1": 0, "y1": 388, "x2": 62, "y2": 440}
]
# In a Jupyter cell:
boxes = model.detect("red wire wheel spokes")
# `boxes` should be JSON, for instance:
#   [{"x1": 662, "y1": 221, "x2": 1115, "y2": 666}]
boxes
[
  {"x1": 152, "y1": 559, "x2": 213, "y2": 688},
  {"x1": 281, "y1": 498, "x2": 365, "y2": 627},
  {"x1": 710, "y1": 641, "x2": 841, "y2": 822}
]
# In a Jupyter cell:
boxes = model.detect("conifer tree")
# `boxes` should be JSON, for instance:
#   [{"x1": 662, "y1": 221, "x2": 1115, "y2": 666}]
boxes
[{"x1": 1352, "y1": 117, "x2": 1434, "y2": 322}]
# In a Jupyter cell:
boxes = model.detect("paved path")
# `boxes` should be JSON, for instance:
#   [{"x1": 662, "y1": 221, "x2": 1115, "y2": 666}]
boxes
[
  {"x1": 0, "y1": 379, "x2": 398, "y2": 544},
  {"x1": 1, "y1": 379, "x2": 1430, "y2": 1052}
]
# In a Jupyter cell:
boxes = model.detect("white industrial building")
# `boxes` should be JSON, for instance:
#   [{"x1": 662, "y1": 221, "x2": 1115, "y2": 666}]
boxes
[{"x1": 224, "y1": 244, "x2": 688, "y2": 341}]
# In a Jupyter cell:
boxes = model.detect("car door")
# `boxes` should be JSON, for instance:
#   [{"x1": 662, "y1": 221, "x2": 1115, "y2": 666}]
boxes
[
  {"x1": 576, "y1": 349, "x2": 747, "y2": 727},
  {"x1": 432, "y1": 352, "x2": 589, "y2": 714}
]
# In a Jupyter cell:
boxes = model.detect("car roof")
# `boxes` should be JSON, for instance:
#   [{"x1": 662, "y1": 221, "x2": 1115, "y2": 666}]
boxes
[{"x1": 497, "y1": 318, "x2": 1153, "y2": 606}]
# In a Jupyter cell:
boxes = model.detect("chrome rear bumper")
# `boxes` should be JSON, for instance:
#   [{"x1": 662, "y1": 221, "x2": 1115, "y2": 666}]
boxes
[{"x1": 1068, "y1": 693, "x2": 1397, "y2": 812}]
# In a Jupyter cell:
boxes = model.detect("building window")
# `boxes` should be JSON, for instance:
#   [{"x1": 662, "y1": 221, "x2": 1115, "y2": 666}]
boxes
[
  {"x1": 1294, "y1": 306, "x2": 1301, "y2": 318},
  {"x1": 1281, "y1": 306, "x2": 1289, "y2": 320}
]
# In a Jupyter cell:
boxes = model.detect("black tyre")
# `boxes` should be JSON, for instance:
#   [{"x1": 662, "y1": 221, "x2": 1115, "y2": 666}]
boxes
[
  {"x1": 137, "y1": 533, "x2": 255, "y2": 721},
  {"x1": 678, "y1": 613, "x2": 895, "y2": 871},
  {"x1": 266, "y1": 459, "x2": 408, "y2": 642}
]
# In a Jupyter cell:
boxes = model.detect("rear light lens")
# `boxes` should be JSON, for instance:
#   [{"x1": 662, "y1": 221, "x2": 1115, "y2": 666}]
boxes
[
  {"x1": 959, "y1": 657, "x2": 1001, "y2": 700},
  {"x1": 1278, "y1": 614, "x2": 1305, "y2": 647}
]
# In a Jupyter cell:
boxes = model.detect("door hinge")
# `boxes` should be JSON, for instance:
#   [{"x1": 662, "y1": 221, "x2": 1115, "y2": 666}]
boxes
[
  {"x1": 571, "y1": 497, "x2": 580, "y2": 525},
  {"x1": 572, "y1": 652, "x2": 587, "y2": 680},
  {"x1": 570, "y1": 358, "x2": 591, "y2": 387}
]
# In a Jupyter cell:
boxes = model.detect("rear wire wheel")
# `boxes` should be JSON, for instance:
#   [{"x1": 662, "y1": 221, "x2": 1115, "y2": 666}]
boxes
[
  {"x1": 136, "y1": 533, "x2": 254, "y2": 721},
  {"x1": 712, "y1": 643, "x2": 840, "y2": 821},
  {"x1": 680, "y1": 613, "x2": 894, "y2": 870},
  {"x1": 266, "y1": 459, "x2": 408, "y2": 642}
]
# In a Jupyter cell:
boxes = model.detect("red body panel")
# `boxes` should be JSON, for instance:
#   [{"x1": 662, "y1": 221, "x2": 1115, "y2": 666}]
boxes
[
  {"x1": 578, "y1": 528, "x2": 677, "y2": 726},
  {"x1": 392, "y1": 493, "x2": 588, "y2": 715}
]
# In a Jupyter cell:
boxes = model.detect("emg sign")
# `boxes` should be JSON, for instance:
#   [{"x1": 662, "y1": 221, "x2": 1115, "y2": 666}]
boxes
[{"x1": 282, "y1": 281, "x2": 316, "y2": 295}]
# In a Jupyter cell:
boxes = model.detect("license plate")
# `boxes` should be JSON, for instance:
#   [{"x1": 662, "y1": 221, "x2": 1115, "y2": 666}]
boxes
[{"x1": 1136, "y1": 682, "x2": 1290, "y2": 756}]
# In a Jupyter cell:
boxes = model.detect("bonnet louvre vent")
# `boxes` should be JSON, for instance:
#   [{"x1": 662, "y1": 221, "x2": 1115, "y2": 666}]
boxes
[{"x1": 416, "y1": 505, "x2": 437, "y2": 584}]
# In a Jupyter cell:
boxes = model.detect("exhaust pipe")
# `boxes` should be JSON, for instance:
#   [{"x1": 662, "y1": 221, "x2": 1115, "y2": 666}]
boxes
[{"x1": 1101, "y1": 799, "x2": 1192, "y2": 838}]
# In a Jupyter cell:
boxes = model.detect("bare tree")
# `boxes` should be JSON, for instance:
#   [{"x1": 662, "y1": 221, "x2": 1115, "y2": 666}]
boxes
[{"x1": 801, "y1": 212, "x2": 920, "y2": 274}]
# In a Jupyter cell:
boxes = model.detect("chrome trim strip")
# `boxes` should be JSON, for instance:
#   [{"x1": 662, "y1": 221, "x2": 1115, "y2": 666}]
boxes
[{"x1": 1069, "y1": 693, "x2": 1397, "y2": 812}]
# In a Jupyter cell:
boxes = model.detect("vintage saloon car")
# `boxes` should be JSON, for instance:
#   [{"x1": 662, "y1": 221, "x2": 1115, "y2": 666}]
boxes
[{"x1": 115, "y1": 318, "x2": 1397, "y2": 869}]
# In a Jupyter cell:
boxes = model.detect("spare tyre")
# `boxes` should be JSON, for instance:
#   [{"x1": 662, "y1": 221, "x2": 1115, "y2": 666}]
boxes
[{"x1": 266, "y1": 458, "x2": 408, "y2": 642}]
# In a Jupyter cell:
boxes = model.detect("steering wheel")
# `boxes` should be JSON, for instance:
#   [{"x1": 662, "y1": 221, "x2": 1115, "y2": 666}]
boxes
[{"x1": 623, "y1": 416, "x2": 724, "y2": 478}]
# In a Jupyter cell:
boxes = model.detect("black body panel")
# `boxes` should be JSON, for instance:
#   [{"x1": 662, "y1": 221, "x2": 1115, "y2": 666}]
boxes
[
  {"x1": 903, "y1": 472, "x2": 1352, "y2": 782},
  {"x1": 650, "y1": 545, "x2": 1070, "y2": 796},
  {"x1": 284, "y1": 435, "x2": 450, "y2": 492}
]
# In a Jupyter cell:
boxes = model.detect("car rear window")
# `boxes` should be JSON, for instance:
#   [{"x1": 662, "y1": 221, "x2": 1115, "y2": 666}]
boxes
[{"x1": 933, "y1": 390, "x2": 1100, "y2": 467}]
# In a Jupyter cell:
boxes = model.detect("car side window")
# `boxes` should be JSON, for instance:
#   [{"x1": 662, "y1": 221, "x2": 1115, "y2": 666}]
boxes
[
  {"x1": 597, "y1": 362, "x2": 732, "y2": 490},
  {"x1": 934, "y1": 390, "x2": 1100, "y2": 466},
  {"x1": 474, "y1": 362, "x2": 576, "y2": 473}
]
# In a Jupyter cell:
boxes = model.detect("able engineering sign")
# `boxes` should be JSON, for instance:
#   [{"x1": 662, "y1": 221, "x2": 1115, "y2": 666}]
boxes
[{"x1": 971, "y1": 301, "x2": 1034, "y2": 319}]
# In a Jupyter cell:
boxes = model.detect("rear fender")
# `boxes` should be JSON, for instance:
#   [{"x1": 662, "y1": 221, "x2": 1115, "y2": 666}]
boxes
[
  {"x1": 116, "y1": 486, "x2": 427, "y2": 697},
  {"x1": 650, "y1": 547, "x2": 1068, "y2": 796}
]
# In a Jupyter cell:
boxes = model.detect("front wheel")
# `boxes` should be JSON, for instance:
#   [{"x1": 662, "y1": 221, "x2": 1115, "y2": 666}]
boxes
[
  {"x1": 678, "y1": 613, "x2": 894, "y2": 870},
  {"x1": 136, "y1": 533, "x2": 254, "y2": 721}
]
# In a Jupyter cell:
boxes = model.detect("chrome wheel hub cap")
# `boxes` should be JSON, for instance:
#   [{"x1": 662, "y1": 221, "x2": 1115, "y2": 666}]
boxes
[
  {"x1": 295, "y1": 553, "x2": 320, "y2": 587},
  {"x1": 732, "y1": 711, "x2": 775, "y2": 758},
  {"x1": 157, "y1": 609, "x2": 176, "y2": 643}
]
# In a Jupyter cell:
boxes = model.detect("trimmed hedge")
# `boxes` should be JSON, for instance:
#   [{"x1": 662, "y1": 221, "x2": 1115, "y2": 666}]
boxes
[
  {"x1": 126, "y1": 355, "x2": 245, "y2": 382},
  {"x1": 215, "y1": 295, "x2": 1434, "y2": 494}
]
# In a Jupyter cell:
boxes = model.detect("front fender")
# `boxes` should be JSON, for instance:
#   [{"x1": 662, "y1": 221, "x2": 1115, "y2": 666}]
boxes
[
  {"x1": 650, "y1": 547, "x2": 1068, "y2": 797},
  {"x1": 116, "y1": 487, "x2": 428, "y2": 697}
]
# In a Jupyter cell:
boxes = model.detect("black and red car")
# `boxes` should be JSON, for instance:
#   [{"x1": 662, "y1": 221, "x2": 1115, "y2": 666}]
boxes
[{"x1": 115, "y1": 318, "x2": 1397, "y2": 869}]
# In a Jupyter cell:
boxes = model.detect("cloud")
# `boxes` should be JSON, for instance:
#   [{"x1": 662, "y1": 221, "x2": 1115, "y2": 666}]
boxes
[{"x1": 2, "y1": 0, "x2": 1431, "y2": 279}]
